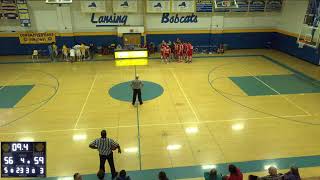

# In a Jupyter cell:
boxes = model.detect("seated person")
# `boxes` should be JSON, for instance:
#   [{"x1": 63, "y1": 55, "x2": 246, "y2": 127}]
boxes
[
  {"x1": 217, "y1": 44, "x2": 225, "y2": 54},
  {"x1": 73, "y1": 173, "x2": 82, "y2": 180},
  {"x1": 116, "y1": 44, "x2": 122, "y2": 50},
  {"x1": 205, "y1": 168, "x2": 223, "y2": 180},
  {"x1": 284, "y1": 167, "x2": 300, "y2": 180},
  {"x1": 226, "y1": 164, "x2": 243, "y2": 180},
  {"x1": 32, "y1": 49, "x2": 38, "y2": 60},
  {"x1": 116, "y1": 170, "x2": 131, "y2": 180},
  {"x1": 158, "y1": 171, "x2": 169, "y2": 180},
  {"x1": 259, "y1": 166, "x2": 282, "y2": 180}
]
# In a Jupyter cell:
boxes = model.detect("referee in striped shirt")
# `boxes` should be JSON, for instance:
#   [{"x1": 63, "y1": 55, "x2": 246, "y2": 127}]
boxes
[{"x1": 89, "y1": 130, "x2": 121, "y2": 179}]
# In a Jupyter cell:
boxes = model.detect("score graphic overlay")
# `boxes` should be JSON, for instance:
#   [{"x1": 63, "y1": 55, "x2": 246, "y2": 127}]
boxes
[{"x1": 1, "y1": 142, "x2": 46, "y2": 177}]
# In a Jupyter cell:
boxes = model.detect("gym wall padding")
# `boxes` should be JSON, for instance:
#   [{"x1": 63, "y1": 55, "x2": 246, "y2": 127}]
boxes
[{"x1": 0, "y1": 31, "x2": 319, "y2": 65}]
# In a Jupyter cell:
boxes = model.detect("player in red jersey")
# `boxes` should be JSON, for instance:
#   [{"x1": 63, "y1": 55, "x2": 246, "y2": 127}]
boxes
[
  {"x1": 178, "y1": 42, "x2": 184, "y2": 63},
  {"x1": 163, "y1": 44, "x2": 171, "y2": 64},
  {"x1": 186, "y1": 42, "x2": 193, "y2": 63},
  {"x1": 160, "y1": 41, "x2": 166, "y2": 63},
  {"x1": 174, "y1": 42, "x2": 178, "y2": 60},
  {"x1": 183, "y1": 42, "x2": 189, "y2": 62}
]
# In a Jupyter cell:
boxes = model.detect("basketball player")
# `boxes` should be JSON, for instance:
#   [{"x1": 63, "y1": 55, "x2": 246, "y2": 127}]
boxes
[
  {"x1": 69, "y1": 48, "x2": 75, "y2": 63},
  {"x1": 73, "y1": 44, "x2": 81, "y2": 61},
  {"x1": 164, "y1": 44, "x2": 171, "y2": 64},
  {"x1": 160, "y1": 40, "x2": 166, "y2": 63},
  {"x1": 80, "y1": 43, "x2": 86, "y2": 61},
  {"x1": 187, "y1": 42, "x2": 193, "y2": 63},
  {"x1": 62, "y1": 45, "x2": 68, "y2": 61},
  {"x1": 178, "y1": 42, "x2": 184, "y2": 63},
  {"x1": 174, "y1": 42, "x2": 179, "y2": 60}
]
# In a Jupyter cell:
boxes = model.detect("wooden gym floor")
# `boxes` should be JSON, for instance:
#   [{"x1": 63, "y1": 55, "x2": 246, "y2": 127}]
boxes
[{"x1": 0, "y1": 49, "x2": 320, "y2": 180}]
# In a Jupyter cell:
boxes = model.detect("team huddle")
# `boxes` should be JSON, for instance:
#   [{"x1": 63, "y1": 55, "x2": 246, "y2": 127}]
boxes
[{"x1": 160, "y1": 39, "x2": 193, "y2": 64}]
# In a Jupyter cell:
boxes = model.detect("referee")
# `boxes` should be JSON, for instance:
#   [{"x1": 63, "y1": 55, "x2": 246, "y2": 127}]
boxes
[
  {"x1": 89, "y1": 130, "x2": 121, "y2": 179},
  {"x1": 131, "y1": 75, "x2": 144, "y2": 105}
]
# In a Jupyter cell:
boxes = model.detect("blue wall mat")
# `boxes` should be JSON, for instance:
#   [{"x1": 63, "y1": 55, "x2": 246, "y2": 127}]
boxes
[
  {"x1": 271, "y1": 32, "x2": 320, "y2": 65},
  {"x1": 221, "y1": 32, "x2": 273, "y2": 49},
  {"x1": 146, "y1": 32, "x2": 273, "y2": 49},
  {"x1": 146, "y1": 33, "x2": 212, "y2": 47},
  {"x1": 0, "y1": 32, "x2": 319, "y2": 66}
]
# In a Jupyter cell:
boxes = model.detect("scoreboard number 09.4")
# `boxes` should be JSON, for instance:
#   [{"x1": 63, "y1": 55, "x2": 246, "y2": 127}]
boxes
[{"x1": 1, "y1": 142, "x2": 46, "y2": 178}]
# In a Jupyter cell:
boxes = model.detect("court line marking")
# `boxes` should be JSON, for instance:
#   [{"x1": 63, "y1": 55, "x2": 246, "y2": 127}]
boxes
[
  {"x1": 171, "y1": 69, "x2": 200, "y2": 123},
  {"x1": 0, "y1": 114, "x2": 312, "y2": 135},
  {"x1": 246, "y1": 71, "x2": 311, "y2": 116},
  {"x1": 73, "y1": 74, "x2": 97, "y2": 129},
  {"x1": 0, "y1": 73, "x2": 22, "y2": 91}
]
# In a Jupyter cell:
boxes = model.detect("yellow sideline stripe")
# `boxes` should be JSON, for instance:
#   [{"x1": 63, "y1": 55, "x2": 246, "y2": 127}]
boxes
[
  {"x1": 277, "y1": 29, "x2": 299, "y2": 38},
  {"x1": 0, "y1": 29, "x2": 298, "y2": 38}
]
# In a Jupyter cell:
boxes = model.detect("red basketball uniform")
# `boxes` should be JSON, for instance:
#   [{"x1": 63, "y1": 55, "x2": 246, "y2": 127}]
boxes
[
  {"x1": 174, "y1": 44, "x2": 178, "y2": 55},
  {"x1": 164, "y1": 46, "x2": 170, "y2": 58},
  {"x1": 187, "y1": 44, "x2": 193, "y2": 57},
  {"x1": 160, "y1": 44, "x2": 165, "y2": 58},
  {"x1": 183, "y1": 43, "x2": 188, "y2": 56},
  {"x1": 178, "y1": 44, "x2": 183, "y2": 56}
]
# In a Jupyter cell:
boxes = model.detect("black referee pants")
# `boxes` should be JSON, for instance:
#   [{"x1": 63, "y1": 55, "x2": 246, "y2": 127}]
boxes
[
  {"x1": 99, "y1": 153, "x2": 116, "y2": 178},
  {"x1": 132, "y1": 89, "x2": 143, "y2": 105}
]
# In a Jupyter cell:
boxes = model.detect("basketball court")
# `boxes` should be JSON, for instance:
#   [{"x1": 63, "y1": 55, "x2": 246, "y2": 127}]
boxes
[
  {"x1": 0, "y1": 49, "x2": 319, "y2": 179},
  {"x1": 1, "y1": 0, "x2": 320, "y2": 179}
]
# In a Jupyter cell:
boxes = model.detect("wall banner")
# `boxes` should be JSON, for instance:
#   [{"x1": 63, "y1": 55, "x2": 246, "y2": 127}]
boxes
[
  {"x1": 18, "y1": 32, "x2": 56, "y2": 44},
  {"x1": 113, "y1": 0, "x2": 138, "y2": 13},
  {"x1": 196, "y1": 0, "x2": 212, "y2": 12},
  {"x1": 81, "y1": 0, "x2": 106, "y2": 13},
  {"x1": 171, "y1": 0, "x2": 195, "y2": 13},
  {"x1": 147, "y1": 0, "x2": 170, "y2": 13}
]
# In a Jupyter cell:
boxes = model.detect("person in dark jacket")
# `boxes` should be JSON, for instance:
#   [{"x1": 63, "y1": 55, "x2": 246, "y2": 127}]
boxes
[
  {"x1": 284, "y1": 167, "x2": 301, "y2": 180},
  {"x1": 227, "y1": 164, "x2": 243, "y2": 180},
  {"x1": 158, "y1": 171, "x2": 169, "y2": 180},
  {"x1": 116, "y1": 170, "x2": 131, "y2": 180}
]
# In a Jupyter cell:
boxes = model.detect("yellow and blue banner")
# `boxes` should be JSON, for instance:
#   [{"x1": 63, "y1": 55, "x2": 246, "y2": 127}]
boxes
[
  {"x1": 18, "y1": 32, "x2": 56, "y2": 44},
  {"x1": 195, "y1": 0, "x2": 213, "y2": 12}
]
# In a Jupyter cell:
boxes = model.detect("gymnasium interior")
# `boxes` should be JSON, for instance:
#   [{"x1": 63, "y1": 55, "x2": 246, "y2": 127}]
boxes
[{"x1": 0, "y1": 0, "x2": 320, "y2": 180}]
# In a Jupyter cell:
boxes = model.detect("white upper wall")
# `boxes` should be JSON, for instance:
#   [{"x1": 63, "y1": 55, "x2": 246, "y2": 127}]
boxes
[
  {"x1": 277, "y1": 0, "x2": 309, "y2": 34},
  {"x1": 0, "y1": 0, "x2": 307, "y2": 34}
]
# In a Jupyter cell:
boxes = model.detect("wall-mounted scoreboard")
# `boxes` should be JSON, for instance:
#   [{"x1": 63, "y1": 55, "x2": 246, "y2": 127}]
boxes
[{"x1": 1, "y1": 142, "x2": 46, "y2": 178}]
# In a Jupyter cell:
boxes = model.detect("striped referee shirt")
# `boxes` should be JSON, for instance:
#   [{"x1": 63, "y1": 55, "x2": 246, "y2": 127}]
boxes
[
  {"x1": 89, "y1": 137, "x2": 119, "y2": 156},
  {"x1": 131, "y1": 79, "x2": 143, "y2": 90}
]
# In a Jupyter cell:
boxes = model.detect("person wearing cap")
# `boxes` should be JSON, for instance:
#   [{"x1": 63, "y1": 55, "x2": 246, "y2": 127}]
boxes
[{"x1": 130, "y1": 75, "x2": 144, "y2": 105}]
